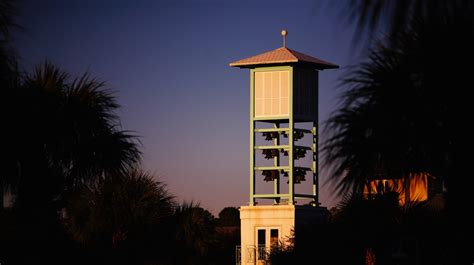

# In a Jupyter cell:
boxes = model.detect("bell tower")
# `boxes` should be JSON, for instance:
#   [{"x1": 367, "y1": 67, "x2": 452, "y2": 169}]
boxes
[{"x1": 230, "y1": 30, "x2": 338, "y2": 264}]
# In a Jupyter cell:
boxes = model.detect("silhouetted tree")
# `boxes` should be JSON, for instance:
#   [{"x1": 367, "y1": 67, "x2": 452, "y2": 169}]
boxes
[
  {"x1": 64, "y1": 168, "x2": 174, "y2": 264},
  {"x1": 1, "y1": 62, "x2": 141, "y2": 264},
  {"x1": 270, "y1": 193, "x2": 450, "y2": 265},
  {"x1": 217, "y1": 206, "x2": 239, "y2": 227},
  {"x1": 323, "y1": 1, "x2": 474, "y2": 263},
  {"x1": 342, "y1": 0, "x2": 473, "y2": 45},
  {"x1": 0, "y1": 0, "x2": 19, "y2": 210},
  {"x1": 323, "y1": 8, "x2": 473, "y2": 197},
  {"x1": 5, "y1": 63, "x2": 140, "y2": 213},
  {"x1": 214, "y1": 207, "x2": 240, "y2": 265},
  {"x1": 170, "y1": 202, "x2": 218, "y2": 265}
]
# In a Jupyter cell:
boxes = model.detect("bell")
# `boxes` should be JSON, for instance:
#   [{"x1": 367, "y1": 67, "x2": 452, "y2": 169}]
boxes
[
  {"x1": 271, "y1": 149, "x2": 279, "y2": 157},
  {"x1": 264, "y1": 174, "x2": 274, "y2": 182},
  {"x1": 294, "y1": 174, "x2": 306, "y2": 184},
  {"x1": 272, "y1": 132, "x2": 279, "y2": 139},
  {"x1": 293, "y1": 168, "x2": 307, "y2": 184},
  {"x1": 294, "y1": 130, "x2": 304, "y2": 141},
  {"x1": 262, "y1": 149, "x2": 280, "y2": 159},
  {"x1": 262, "y1": 132, "x2": 272, "y2": 141},
  {"x1": 262, "y1": 170, "x2": 279, "y2": 182},
  {"x1": 262, "y1": 149, "x2": 272, "y2": 159},
  {"x1": 262, "y1": 132, "x2": 279, "y2": 141}
]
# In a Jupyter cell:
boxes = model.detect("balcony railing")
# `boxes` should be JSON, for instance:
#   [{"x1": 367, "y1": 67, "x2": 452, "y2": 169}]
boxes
[
  {"x1": 236, "y1": 246, "x2": 241, "y2": 265},
  {"x1": 236, "y1": 245, "x2": 270, "y2": 265}
]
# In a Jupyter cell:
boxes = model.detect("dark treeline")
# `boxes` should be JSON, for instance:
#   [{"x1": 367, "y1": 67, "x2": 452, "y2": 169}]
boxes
[{"x1": 0, "y1": 1, "x2": 239, "y2": 264}]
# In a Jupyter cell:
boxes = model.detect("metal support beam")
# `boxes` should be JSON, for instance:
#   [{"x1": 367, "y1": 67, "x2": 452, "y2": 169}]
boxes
[
  {"x1": 254, "y1": 145, "x2": 289, "y2": 150},
  {"x1": 288, "y1": 67, "x2": 294, "y2": 205},
  {"x1": 295, "y1": 194, "x2": 318, "y2": 199},
  {"x1": 249, "y1": 70, "x2": 255, "y2": 206},
  {"x1": 312, "y1": 123, "x2": 319, "y2": 205},
  {"x1": 254, "y1": 193, "x2": 290, "y2": 199},
  {"x1": 254, "y1": 166, "x2": 311, "y2": 172},
  {"x1": 254, "y1": 145, "x2": 310, "y2": 151},
  {"x1": 254, "y1": 166, "x2": 288, "y2": 171},
  {"x1": 254, "y1": 128, "x2": 289, "y2": 133},
  {"x1": 273, "y1": 122, "x2": 280, "y2": 204}
]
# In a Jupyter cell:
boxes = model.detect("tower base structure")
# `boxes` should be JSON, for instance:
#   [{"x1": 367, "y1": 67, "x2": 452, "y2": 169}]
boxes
[{"x1": 239, "y1": 205, "x2": 328, "y2": 264}]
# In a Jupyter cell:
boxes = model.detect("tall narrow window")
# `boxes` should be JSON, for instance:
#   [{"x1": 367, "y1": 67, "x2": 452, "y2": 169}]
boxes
[
  {"x1": 270, "y1": 229, "x2": 279, "y2": 248},
  {"x1": 257, "y1": 229, "x2": 266, "y2": 247}
]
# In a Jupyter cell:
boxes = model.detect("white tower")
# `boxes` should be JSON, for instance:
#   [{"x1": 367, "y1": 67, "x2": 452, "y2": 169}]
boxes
[{"x1": 230, "y1": 30, "x2": 338, "y2": 264}]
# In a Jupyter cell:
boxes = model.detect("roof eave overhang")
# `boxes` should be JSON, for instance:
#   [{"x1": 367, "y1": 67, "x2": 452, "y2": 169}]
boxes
[{"x1": 229, "y1": 61, "x2": 339, "y2": 70}]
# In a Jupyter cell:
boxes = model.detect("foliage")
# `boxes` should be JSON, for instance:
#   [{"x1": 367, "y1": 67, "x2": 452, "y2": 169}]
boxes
[
  {"x1": 217, "y1": 206, "x2": 240, "y2": 226},
  {"x1": 2, "y1": 62, "x2": 141, "y2": 213},
  {"x1": 323, "y1": 2, "x2": 474, "y2": 262},
  {"x1": 270, "y1": 194, "x2": 450, "y2": 265},
  {"x1": 63, "y1": 169, "x2": 174, "y2": 264},
  {"x1": 64, "y1": 168, "x2": 174, "y2": 245},
  {"x1": 169, "y1": 202, "x2": 218, "y2": 265},
  {"x1": 322, "y1": 8, "x2": 473, "y2": 195},
  {"x1": 342, "y1": 0, "x2": 474, "y2": 45}
]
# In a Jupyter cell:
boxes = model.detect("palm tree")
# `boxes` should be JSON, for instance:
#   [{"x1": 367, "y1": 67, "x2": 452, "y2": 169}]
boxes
[
  {"x1": 341, "y1": 0, "x2": 473, "y2": 45},
  {"x1": 0, "y1": 0, "x2": 16, "y2": 39},
  {"x1": 0, "y1": 62, "x2": 141, "y2": 264},
  {"x1": 0, "y1": 0, "x2": 19, "y2": 210},
  {"x1": 171, "y1": 202, "x2": 218, "y2": 265},
  {"x1": 5, "y1": 63, "x2": 140, "y2": 212},
  {"x1": 323, "y1": 2, "x2": 474, "y2": 263},
  {"x1": 63, "y1": 168, "x2": 174, "y2": 264},
  {"x1": 322, "y1": 9, "x2": 473, "y2": 194}
]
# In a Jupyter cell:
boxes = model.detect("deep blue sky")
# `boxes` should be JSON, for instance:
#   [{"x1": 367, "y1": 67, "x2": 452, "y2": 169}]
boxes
[{"x1": 14, "y1": 0, "x2": 360, "y2": 214}]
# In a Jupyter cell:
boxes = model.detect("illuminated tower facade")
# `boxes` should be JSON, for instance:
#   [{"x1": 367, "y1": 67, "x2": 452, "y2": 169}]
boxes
[{"x1": 230, "y1": 30, "x2": 338, "y2": 264}]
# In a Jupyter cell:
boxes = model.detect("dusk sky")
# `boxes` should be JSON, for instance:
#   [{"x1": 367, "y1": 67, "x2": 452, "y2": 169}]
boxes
[{"x1": 14, "y1": 0, "x2": 360, "y2": 214}]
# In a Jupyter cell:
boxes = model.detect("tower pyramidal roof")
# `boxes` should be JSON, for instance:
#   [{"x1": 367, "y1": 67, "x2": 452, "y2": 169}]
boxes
[{"x1": 229, "y1": 46, "x2": 339, "y2": 69}]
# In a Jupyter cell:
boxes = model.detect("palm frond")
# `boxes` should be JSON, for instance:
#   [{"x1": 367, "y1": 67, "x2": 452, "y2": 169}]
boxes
[
  {"x1": 64, "y1": 168, "x2": 174, "y2": 245},
  {"x1": 322, "y1": 15, "x2": 467, "y2": 195}
]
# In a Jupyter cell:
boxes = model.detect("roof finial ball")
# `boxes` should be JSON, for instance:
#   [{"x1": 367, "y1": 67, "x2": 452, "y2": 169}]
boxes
[{"x1": 281, "y1": 29, "x2": 288, "y2": 48}]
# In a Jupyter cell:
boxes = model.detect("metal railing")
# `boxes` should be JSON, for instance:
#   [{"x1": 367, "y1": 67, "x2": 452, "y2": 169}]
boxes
[
  {"x1": 236, "y1": 246, "x2": 241, "y2": 265},
  {"x1": 236, "y1": 245, "x2": 270, "y2": 265},
  {"x1": 256, "y1": 245, "x2": 268, "y2": 263}
]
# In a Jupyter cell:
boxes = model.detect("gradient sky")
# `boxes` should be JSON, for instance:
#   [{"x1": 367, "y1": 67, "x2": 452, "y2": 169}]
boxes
[{"x1": 14, "y1": 0, "x2": 361, "y2": 215}]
